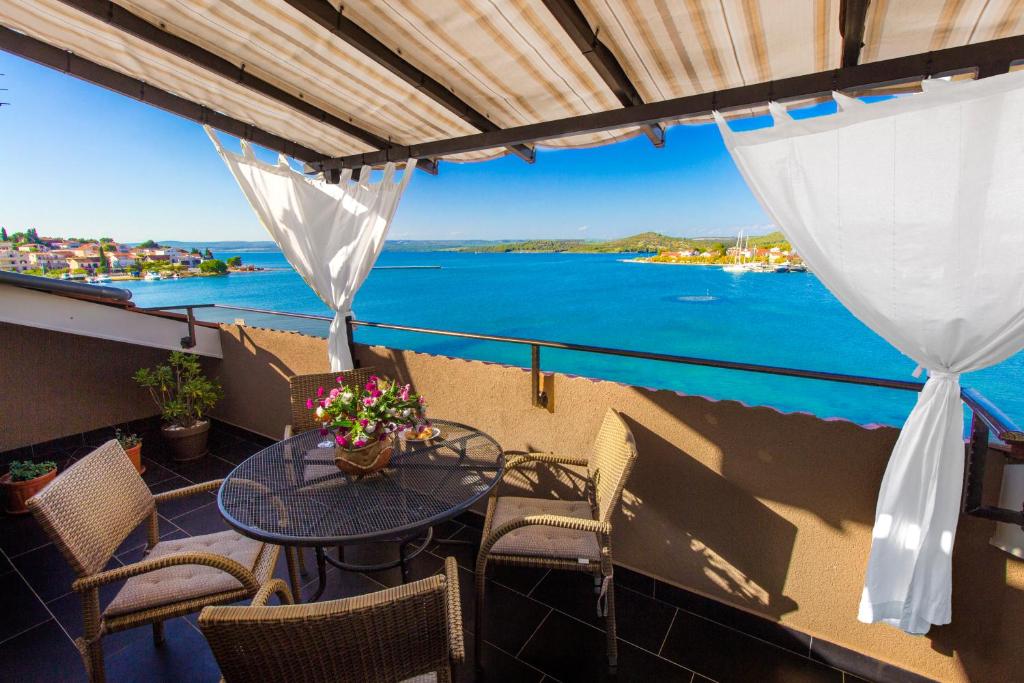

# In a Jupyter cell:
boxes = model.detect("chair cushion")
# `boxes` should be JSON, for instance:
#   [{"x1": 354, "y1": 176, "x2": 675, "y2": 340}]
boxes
[
  {"x1": 104, "y1": 530, "x2": 263, "y2": 617},
  {"x1": 489, "y1": 497, "x2": 601, "y2": 562}
]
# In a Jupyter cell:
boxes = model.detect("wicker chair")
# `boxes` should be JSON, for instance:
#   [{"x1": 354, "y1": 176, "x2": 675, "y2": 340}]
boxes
[
  {"x1": 26, "y1": 440, "x2": 281, "y2": 683},
  {"x1": 199, "y1": 556, "x2": 465, "y2": 683},
  {"x1": 475, "y1": 408, "x2": 639, "y2": 673},
  {"x1": 283, "y1": 367, "x2": 376, "y2": 439}
]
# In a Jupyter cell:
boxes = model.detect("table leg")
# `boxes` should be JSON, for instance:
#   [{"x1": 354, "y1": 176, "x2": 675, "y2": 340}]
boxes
[
  {"x1": 399, "y1": 540, "x2": 410, "y2": 584},
  {"x1": 285, "y1": 546, "x2": 303, "y2": 603},
  {"x1": 309, "y1": 546, "x2": 328, "y2": 602}
]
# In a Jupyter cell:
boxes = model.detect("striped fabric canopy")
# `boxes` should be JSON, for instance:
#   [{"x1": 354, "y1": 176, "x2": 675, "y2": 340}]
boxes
[{"x1": 2, "y1": 0, "x2": 1023, "y2": 165}]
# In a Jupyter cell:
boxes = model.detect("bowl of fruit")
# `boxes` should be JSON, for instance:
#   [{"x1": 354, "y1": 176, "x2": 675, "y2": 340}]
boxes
[{"x1": 405, "y1": 424, "x2": 440, "y2": 443}]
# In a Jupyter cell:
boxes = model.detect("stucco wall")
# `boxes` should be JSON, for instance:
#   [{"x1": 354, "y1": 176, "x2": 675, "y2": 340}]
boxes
[
  {"x1": 0, "y1": 322, "x2": 165, "y2": 450},
  {"x1": 210, "y1": 324, "x2": 1023, "y2": 683}
]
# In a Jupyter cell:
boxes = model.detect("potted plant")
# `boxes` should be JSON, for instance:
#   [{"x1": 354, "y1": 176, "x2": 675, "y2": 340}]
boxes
[
  {"x1": 133, "y1": 351, "x2": 223, "y2": 461},
  {"x1": 2, "y1": 460, "x2": 57, "y2": 515},
  {"x1": 309, "y1": 374, "x2": 426, "y2": 475},
  {"x1": 115, "y1": 428, "x2": 145, "y2": 474}
]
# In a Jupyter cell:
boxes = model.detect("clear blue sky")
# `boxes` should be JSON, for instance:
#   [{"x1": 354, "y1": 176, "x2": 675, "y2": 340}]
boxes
[{"x1": 0, "y1": 51, "x2": 774, "y2": 243}]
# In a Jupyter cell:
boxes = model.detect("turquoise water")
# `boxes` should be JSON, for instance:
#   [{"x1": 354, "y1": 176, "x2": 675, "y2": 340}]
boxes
[{"x1": 126, "y1": 249, "x2": 1024, "y2": 429}]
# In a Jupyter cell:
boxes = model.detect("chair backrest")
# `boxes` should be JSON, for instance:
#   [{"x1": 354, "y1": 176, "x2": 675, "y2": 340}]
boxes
[
  {"x1": 27, "y1": 440, "x2": 154, "y2": 577},
  {"x1": 200, "y1": 571, "x2": 451, "y2": 682},
  {"x1": 588, "y1": 409, "x2": 640, "y2": 524},
  {"x1": 287, "y1": 367, "x2": 376, "y2": 434}
]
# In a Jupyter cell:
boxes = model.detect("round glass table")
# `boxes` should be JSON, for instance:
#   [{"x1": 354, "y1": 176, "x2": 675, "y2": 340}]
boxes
[{"x1": 218, "y1": 419, "x2": 503, "y2": 599}]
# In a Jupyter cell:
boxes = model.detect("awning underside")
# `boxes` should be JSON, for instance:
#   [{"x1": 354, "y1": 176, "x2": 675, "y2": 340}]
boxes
[{"x1": 2, "y1": 0, "x2": 1023, "y2": 167}]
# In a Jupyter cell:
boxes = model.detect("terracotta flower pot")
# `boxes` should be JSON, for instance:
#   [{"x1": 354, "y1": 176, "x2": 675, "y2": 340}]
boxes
[
  {"x1": 334, "y1": 437, "x2": 393, "y2": 476},
  {"x1": 162, "y1": 420, "x2": 211, "y2": 462},
  {"x1": 2, "y1": 468, "x2": 57, "y2": 515},
  {"x1": 123, "y1": 443, "x2": 145, "y2": 474}
]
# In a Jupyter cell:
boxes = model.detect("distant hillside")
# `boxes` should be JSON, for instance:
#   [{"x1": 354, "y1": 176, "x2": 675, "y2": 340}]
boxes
[
  {"x1": 746, "y1": 231, "x2": 789, "y2": 248},
  {"x1": 158, "y1": 240, "x2": 278, "y2": 252},
  {"x1": 461, "y1": 232, "x2": 736, "y2": 254},
  {"x1": 384, "y1": 240, "x2": 514, "y2": 252}
]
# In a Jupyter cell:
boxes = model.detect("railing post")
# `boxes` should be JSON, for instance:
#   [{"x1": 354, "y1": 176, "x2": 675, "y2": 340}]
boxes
[
  {"x1": 180, "y1": 306, "x2": 197, "y2": 349},
  {"x1": 346, "y1": 314, "x2": 359, "y2": 368},
  {"x1": 531, "y1": 344, "x2": 547, "y2": 408},
  {"x1": 962, "y1": 412, "x2": 989, "y2": 514}
]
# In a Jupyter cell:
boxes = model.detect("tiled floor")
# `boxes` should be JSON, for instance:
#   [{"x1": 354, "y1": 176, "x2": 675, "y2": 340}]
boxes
[{"x1": 2, "y1": 423, "x2": 863, "y2": 682}]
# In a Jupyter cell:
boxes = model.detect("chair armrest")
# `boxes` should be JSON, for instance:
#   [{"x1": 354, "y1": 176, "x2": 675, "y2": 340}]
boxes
[
  {"x1": 503, "y1": 451, "x2": 589, "y2": 475},
  {"x1": 154, "y1": 479, "x2": 223, "y2": 504},
  {"x1": 72, "y1": 551, "x2": 259, "y2": 593},
  {"x1": 442, "y1": 556, "x2": 465, "y2": 664},
  {"x1": 479, "y1": 514, "x2": 611, "y2": 559},
  {"x1": 283, "y1": 424, "x2": 293, "y2": 440},
  {"x1": 250, "y1": 578, "x2": 294, "y2": 607}
]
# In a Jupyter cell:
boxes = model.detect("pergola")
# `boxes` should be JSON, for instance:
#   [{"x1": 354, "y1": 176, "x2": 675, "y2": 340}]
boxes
[{"x1": 3, "y1": 1, "x2": 1023, "y2": 179}]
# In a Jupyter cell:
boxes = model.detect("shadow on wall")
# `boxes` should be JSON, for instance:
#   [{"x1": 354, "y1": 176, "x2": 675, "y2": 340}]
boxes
[{"x1": 617, "y1": 413, "x2": 800, "y2": 620}]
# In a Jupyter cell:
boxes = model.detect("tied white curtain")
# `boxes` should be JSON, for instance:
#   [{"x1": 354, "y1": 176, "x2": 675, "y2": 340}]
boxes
[
  {"x1": 716, "y1": 72, "x2": 1024, "y2": 634},
  {"x1": 205, "y1": 127, "x2": 416, "y2": 370}
]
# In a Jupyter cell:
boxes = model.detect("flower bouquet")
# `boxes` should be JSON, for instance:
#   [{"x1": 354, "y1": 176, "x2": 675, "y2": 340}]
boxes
[{"x1": 308, "y1": 374, "x2": 426, "y2": 475}]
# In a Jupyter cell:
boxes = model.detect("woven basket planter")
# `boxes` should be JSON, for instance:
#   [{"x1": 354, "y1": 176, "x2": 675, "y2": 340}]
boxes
[{"x1": 334, "y1": 437, "x2": 393, "y2": 476}]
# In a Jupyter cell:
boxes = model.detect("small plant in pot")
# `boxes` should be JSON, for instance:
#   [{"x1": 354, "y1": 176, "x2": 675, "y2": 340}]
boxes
[
  {"x1": 115, "y1": 428, "x2": 145, "y2": 474},
  {"x1": 134, "y1": 351, "x2": 223, "y2": 462},
  {"x1": 309, "y1": 374, "x2": 426, "y2": 475},
  {"x1": 3, "y1": 460, "x2": 57, "y2": 515}
]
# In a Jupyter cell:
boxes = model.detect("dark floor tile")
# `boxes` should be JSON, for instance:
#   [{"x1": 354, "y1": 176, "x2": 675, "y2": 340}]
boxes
[
  {"x1": 104, "y1": 617, "x2": 220, "y2": 683},
  {"x1": 0, "y1": 570, "x2": 53, "y2": 642},
  {"x1": 616, "y1": 565, "x2": 656, "y2": 597},
  {"x1": 457, "y1": 634, "x2": 545, "y2": 683},
  {"x1": 489, "y1": 563, "x2": 550, "y2": 595},
  {"x1": 530, "y1": 571, "x2": 677, "y2": 653},
  {"x1": 12, "y1": 543, "x2": 121, "y2": 603},
  {"x1": 431, "y1": 524, "x2": 481, "y2": 572},
  {"x1": 299, "y1": 565, "x2": 386, "y2": 603},
  {"x1": 432, "y1": 519, "x2": 466, "y2": 541},
  {"x1": 518, "y1": 609, "x2": 693, "y2": 683},
  {"x1": 0, "y1": 619, "x2": 88, "y2": 682},
  {"x1": 45, "y1": 576, "x2": 140, "y2": 659},
  {"x1": 164, "y1": 454, "x2": 236, "y2": 484},
  {"x1": 810, "y1": 637, "x2": 936, "y2": 683},
  {"x1": 371, "y1": 545, "x2": 446, "y2": 588},
  {"x1": 0, "y1": 550, "x2": 13, "y2": 576},
  {"x1": 472, "y1": 574, "x2": 552, "y2": 655},
  {"x1": 170, "y1": 501, "x2": 230, "y2": 537},
  {"x1": 205, "y1": 426, "x2": 242, "y2": 452},
  {"x1": 149, "y1": 476, "x2": 217, "y2": 519},
  {"x1": 140, "y1": 459, "x2": 177, "y2": 487},
  {"x1": 655, "y1": 581, "x2": 811, "y2": 656},
  {"x1": 211, "y1": 438, "x2": 263, "y2": 465},
  {"x1": 455, "y1": 509, "x2": 485, "y2": 529},
  {"x1": 660, "y1": 609, "x2": 841, "y2": 683},
  {"x1": 0, "y1": 511, "x2": 53, "y2": 557}
]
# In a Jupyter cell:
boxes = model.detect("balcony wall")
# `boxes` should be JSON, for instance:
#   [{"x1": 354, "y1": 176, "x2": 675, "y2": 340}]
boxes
[
  {"x1": 3, "y1": 319, "x2": 1022, "y2": 682},
  {"x1": 210, "y1": 324, "x2": 1023, "y2": 683}
]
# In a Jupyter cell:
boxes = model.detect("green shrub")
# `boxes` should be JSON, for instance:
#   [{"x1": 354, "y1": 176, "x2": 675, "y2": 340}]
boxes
[
  {"x1": 133, "y1": 352, "x2": 223, "y2": 428},
  {"x1": 8, "y1": 460, "x2": 56, "y2": 482},
  {"x1": 199, "y1": 259, "x2": 228, "y2": 275}
]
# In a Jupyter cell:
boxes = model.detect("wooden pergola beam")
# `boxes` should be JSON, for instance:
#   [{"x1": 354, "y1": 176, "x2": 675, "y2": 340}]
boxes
[
  {"x1": 0, "y1": 25, "x2": 328, "y2": 163},
  {"x1": 54, "y1": 0, "x2": 391, "y2": 150},
  {"x1": 541, "y1": 0, "x2": 664, "y2": 147},
  {"x1": 281, "y1": 0, "x2": 536, "y2": 164},
  {"x1": 313, "y1": 34, "x2": 1023, "y2": 172},
  {"x1": 840, "y1": 0, "x2": 871, "y2": 68}
]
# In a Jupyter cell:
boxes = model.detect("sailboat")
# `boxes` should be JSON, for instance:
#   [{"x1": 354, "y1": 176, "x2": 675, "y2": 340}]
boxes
[{"x1": 722, "y1": 231, "x2": 747, "y2": 273}]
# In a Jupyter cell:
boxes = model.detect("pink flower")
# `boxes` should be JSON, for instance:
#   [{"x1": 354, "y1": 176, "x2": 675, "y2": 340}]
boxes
[
  {"x1": 317, "y1": 386, "x2": 325, "y2": 398},
  {"x1": 305, "y1": 398, "x2": 314, "y2": 409},
  {"x1": 365, "y1": 381, "x2": 376, "y2": 391},
  {"x1": 400, "y1": 386, "x2": 410, "y2": 400},
  {"x1": 418, "y1": 396, "x2": 425, "y2": 404},
  {"x1": 336, "y1": 434, "x2": 348, "y2": 446},
  {"x1": 363, "y1": 397, "x2": 374, "y2": 406},
  {"x1": 371, "y1": 389, "x2": 382, "y2": 398},
  {"x1": 329, "y1": 388, "x2": 340, "y2": 398},
  {"x1": 335, "y1": 376, "x2": 344, "y2": 384},
  {"x1": 354, "y1": 439, "x2": 366, "y2": 448},
  {"x1": 369, "y1": 375, "x2": 379, "y2": 382},
  {"x1": 359, "y1": 418, "x2": 369, "y2": 427}
]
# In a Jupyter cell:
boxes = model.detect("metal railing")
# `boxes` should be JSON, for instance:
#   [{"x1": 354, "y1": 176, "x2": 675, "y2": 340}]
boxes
[{"x1": 143, "y1": 302, "x2": 1024, "y2": 527}]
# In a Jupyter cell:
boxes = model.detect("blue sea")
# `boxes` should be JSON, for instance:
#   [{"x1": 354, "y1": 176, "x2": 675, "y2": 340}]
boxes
[{"x1": 125, "y1": 249, "x2": 1024, "y2": 430}]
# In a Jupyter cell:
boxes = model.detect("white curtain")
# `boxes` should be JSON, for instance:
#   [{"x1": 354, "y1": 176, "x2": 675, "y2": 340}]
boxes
[
  {"x1": 205, "y1": 127, "x2": 416, "y2": 370},
  {"x1": 716, "y1": 72, "x2": 1024, "y2": 634}
]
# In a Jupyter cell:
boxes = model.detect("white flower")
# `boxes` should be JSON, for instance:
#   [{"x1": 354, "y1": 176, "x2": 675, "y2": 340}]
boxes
[
  {"x1": 315, "y1": 407, "x2": 325, "y2": 419},
  {"x1": 341, "y1": 391, "x2": 353, "y2": 402},
  {"x1": 402, "y1": 408, "x2": 412, "y2": 417}
]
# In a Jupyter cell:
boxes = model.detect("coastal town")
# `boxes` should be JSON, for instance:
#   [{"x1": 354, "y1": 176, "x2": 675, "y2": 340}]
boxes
[{"x1": 0, "y1": 228, "x2": 251, "y2": 281}]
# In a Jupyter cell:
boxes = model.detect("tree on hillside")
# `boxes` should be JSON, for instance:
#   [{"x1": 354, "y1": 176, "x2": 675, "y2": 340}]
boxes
[
  {"x1": 190, "y1": 247, "x2": 201, "y2": 255},
  {"x1": 138, "y1": 239, "x2": 160, "y2": 248},
  {"x1": 0, "y1": 227, "x2": 7, "y2": 241},
  {"x1": 199, "y1": 259, "x2": 228, "y2": 275},
  {"x1": 203, "y1": 247, "x2": 214, "y2": 260},
  {"x1": 226, "y1": 256, "x2": 242, "y2": 268},
  {"x1": 96, "y1": 244, "x2": 109, "y2": 273},
  {"x1": 99, "y1": 237, "x2": 114, "y2": 244}
]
